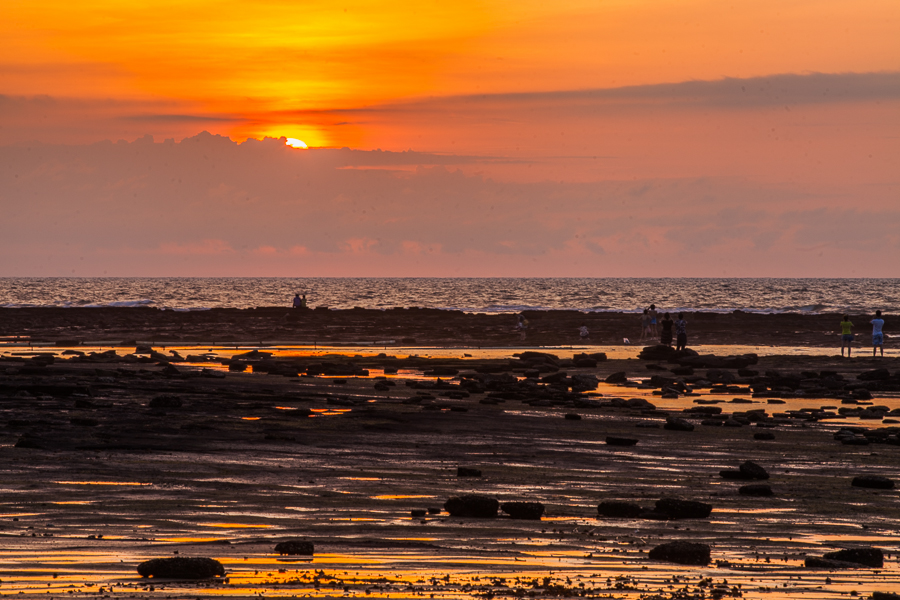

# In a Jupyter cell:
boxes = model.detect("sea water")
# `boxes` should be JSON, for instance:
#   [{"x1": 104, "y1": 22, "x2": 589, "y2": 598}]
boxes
[{"x1": 0, "y1": 277, "x2": 897, "y2": 314}]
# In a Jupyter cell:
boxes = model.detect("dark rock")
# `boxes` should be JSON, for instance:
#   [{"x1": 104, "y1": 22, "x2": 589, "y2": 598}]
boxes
[
  {"x1": 648, "y1": 541, "x2": 711, "y2": 565},
  {"x1": 858, "y1": 369, "x2": 890, "y2": 381},
  {"x1": 501, "y1": 501, "x2": 545, "y2": 520},
  {"x1": 664, "y1": 417, "x2": 694, "y2": 432},
  {"x1": 739, "y1": 484, "x2": 774, "y2": 496},
  {"x1": 638, "y1": 345, "x2": 677, "y2": 361},
  {"x1": 754, "y1": 432, "x2": 776, "y2": 440},
  {"x1": 564, "y1": 413, "x2": 582, "y2": 420},
  {"x1": 740, "y1": 461, "x2": 769, "y2": 480},
  {"x1": 852, "y1": 475, "x2": 894, "y2": 490},
  {"x1": 605, "y1": 372, "x2": 628, "y2": 384},
  {"x1": 14, "y1": 437, "x2": 43, "y2": 449},
  {"x1": 842, "y1": 436, "x2": 871, "y2": 446},
  {"x1": 823, "y1": 547, "x2": 883, "y2": 568},
  {"x1": 423, "y1": 367, "x2": 459, "y2": 377},
  {"x1": 457, "y1": 467, "x2": 482, "y2": 478},
  {"x1": 410, "y1": 509, "x2": 427, "y2": 517},
  {"x1": 654, "y1": 498, "x2": 712, "y2": 519},
  {"x1": 444, "y1": 494, "x2": 499, "y2": 518},
  {"x1": 626, "y1": 398, "x2": 656, "y2": 410},
  {"x1": 872, "y1": 592, "x2": 900, "y2": 600},
  {"x1": 274, "y1": 540, "x2": 314, "y2": 555},
  {"x1": 670, "y1": 366, "x2": 694, "y2": 376},
  {"x1": 149, "y1": 395, "x2": 183, "y2": 409},
  {"x1": 597, "y1": 501, "x2": 643, "y2": 518},
  {"x1": 804, "y1": 557, "x2": 867, "y2": 569},
  {"x1": 427, "y1": 507, "x2": 441, "y2": 514},
  {"x1": 606, "y1": 436, "x2": 638, "y2": 447},
  {"x1": 70, "y1": 417, "x2": 99, "y2": 427},
  {"x1": 137, "y1": 557, "x2": 225, "y2": 578}
]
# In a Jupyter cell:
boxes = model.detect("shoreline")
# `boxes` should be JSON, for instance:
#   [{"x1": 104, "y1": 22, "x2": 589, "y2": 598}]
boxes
[{"x1": 0, "y1": 306, "x2": 891, "y2": 348}]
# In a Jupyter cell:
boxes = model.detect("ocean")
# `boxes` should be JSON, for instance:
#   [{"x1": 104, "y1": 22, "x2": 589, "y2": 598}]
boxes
[{"x1": 0, "y1": 278, "x2": 897, "y2": 315}]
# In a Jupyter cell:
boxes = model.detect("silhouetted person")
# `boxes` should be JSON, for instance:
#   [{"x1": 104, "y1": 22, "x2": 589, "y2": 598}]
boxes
[
  {"x1": 840, "y1": 315, "x2": 854, "y2": 357},
  {"x1": 293, "y1": 293, "x2": 302, "y2": 308},
  {"x1": 674, "y1": 313, "x2": 687, "y2": 351},
  {"x1": 871, "y1": 310, "x2": 884, "y2": 357},
  {"x1": 660, "y1": 312, "x2": 674, "y2": 346}
]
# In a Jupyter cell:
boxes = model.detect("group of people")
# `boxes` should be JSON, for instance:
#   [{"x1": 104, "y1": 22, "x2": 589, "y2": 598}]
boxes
[
  {"x1": 292, "y1": 293, "x2": 308, "y2": 309},
  {"x1": 840, "y1": 310, "x2": 885, "y2": 357},
  {"x1": 639, "y1": 305, "x2": 688, "y2": 351}
]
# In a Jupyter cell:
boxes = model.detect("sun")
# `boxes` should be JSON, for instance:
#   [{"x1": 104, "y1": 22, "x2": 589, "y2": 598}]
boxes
[{"x1": 285, "y1": 138, "x2": 308, "y2": 149}]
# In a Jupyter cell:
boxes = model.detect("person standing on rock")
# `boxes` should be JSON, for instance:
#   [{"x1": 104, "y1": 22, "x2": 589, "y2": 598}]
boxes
[
  {"x1": 648, "y1": 304, "x2": 659, "y2": 335},
  {"x1": 660, "y1": 312, "x2": 674, "y2": 346},
  {"x1": 639, "y1": 309, "x2": 652, "y2": 341},
  {"x1": 871, "y1": 310, "x2": 885, "y2": 357},
  {"x1": 674, "y1": 313, "x2": 688, "y2": 351},
  {"x1": 840, "y1": 315, "x2": 854, "y2": 357}
]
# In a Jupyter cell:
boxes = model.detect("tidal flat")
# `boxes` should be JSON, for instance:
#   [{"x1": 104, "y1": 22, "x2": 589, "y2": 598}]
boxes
[{"x1": 0, "y1": 308, "x2": 898, "y2": 599}]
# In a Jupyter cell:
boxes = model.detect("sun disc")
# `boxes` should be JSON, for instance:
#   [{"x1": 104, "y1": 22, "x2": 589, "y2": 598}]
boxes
[{"x1": 285, "y1": 138, "x2": 308, "y2": 149}]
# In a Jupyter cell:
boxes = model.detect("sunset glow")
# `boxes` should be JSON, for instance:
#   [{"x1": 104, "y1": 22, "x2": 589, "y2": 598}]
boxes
[{"x1": 1, "y1": 0, "x2": 898, "y2": 276}]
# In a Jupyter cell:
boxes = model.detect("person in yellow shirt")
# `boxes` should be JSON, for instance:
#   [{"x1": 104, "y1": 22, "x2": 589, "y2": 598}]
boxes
[{"x1": 840, "y1": 315, "x2": 854, "y2": 357}]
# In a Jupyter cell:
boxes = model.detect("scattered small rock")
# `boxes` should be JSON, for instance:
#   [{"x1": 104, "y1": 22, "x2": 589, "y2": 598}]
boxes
[
  {"x1": 137, "y1": 557, "x2": 225, "y2": 579},
  {"x1": 650, "y1": 498, "x2": 712, "y2": 520},
  {"x1": 664, "y1": 417, "x2": 694, "y2": 432},
  {"x1": 648, "y1": 541, "x2": 711, "y2": 565},
  {"x1": 852, "y1": 475, "x2": 894, "y2": 490},
  {"x1": 457, "y1": 467, "x2": 482, "y2": 478},
  {"x1": 444, "y1": 495, "x2": 499, "y2": 518},
  {"x1": 274, "y1": 540, "x2": 314, "y2": 555},
  {"x1": 500, "y1": 501, "x2": 545, "y2": 520},
  {"x1": 597, "y1": 501, "x2": 642, "y2": 518},
  {"x1": 606, "y1": 436, "x2": 638, "y2": 447}
]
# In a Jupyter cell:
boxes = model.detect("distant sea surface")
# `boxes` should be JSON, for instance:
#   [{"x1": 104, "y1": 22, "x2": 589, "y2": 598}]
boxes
[{"x1": 0, "y1": 278, "x2": 897, "y2": 315}]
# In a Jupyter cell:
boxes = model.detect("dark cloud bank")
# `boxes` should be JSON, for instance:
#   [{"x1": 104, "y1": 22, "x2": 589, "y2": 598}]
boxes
[{"x1": 1, "y1": 129, "x2": 897, "y2": 276}]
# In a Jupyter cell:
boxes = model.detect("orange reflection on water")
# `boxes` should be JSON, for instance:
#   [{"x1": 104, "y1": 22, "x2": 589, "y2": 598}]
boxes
[
  {"x1": 207, "y1": 523, "x2": 272, "y2": 529},
  {"x1": 54, "y1": 481, "x2": 151, "y2": 486},
  {"x1": 371, "y1": 495, "x2": 434, "y2": 500},
  {"x1": 157, "y1": 537, "x2": 230, "y2": 543}
]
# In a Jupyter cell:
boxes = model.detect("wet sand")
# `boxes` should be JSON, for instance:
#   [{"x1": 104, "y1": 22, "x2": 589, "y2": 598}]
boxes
[{"x1": 1, "y1": 309, "x2": 899, "y2": 599}]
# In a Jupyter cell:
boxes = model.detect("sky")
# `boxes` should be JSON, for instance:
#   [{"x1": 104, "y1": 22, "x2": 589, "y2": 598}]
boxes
[{"x1": 1, "y1": 0, "x2": 899, "y2": 276}]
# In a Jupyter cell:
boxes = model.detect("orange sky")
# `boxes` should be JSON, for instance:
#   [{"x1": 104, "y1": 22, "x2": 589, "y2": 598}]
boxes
[
  {"x1": 4, "y1": 0, "x2": 899, "y2": 147},
  {"x1": 1, "y1": 1, "x2": 898, "y2": 277}
]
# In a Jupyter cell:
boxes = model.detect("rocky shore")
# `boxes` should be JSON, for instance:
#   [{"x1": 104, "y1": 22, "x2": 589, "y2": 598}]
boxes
[
  {"x1": 1, "y1": 311, "x2": 898, "y2": 598},
  {"x1": 0, "y1": 306, "x2": 881, "y2": 347}
]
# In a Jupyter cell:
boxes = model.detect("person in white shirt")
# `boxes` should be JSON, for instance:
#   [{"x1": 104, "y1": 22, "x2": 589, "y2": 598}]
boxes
[{"x1": 871, "y1": 310, "x2": 885, "y2": 357}]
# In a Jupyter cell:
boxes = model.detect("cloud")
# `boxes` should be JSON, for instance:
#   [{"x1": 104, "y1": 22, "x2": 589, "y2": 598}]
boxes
[{"x1": 0, "y1": 133, "x2": 898, "y2": 276}]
